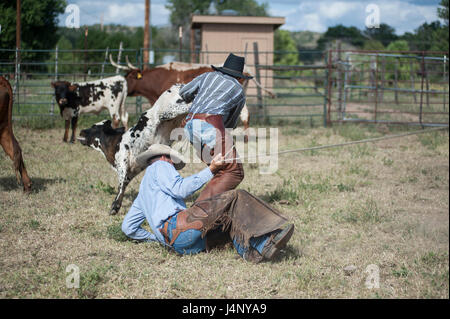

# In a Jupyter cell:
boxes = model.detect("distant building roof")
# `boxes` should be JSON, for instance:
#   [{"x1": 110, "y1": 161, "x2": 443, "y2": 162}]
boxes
[{"x1": 191, "y1": 15, "x2": 285, "y2": 29}]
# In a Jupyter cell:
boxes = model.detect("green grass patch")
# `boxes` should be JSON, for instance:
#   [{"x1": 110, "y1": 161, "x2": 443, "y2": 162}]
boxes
[
  {"x1": 92, "y1": 181, "x2": 116, "y2": 195},
  {"x1": 78, "y1": 264, "x2": 115, "y2": 299},
  {"x1": 418, "y1": 131, "x2": 448, "y2": 150},
  {"x1": 332, "y1": 198, "x2": 383, "y2": 224},
  {"x1": 106, "y1": 223, "x2": 129, "y2": 242}
]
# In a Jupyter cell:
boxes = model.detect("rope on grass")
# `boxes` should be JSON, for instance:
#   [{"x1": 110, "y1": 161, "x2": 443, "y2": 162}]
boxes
[{"x1": 225, "y1": 126, "x2": 449, "y2": 162}]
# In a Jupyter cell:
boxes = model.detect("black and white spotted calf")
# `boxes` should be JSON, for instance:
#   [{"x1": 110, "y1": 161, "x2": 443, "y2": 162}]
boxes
[
  {"x1": 78, "y1": 84, "x2": 190, "y2": 215},
  {"x1": 51, "y1": 76, "x2": 129, "y2": 143}
]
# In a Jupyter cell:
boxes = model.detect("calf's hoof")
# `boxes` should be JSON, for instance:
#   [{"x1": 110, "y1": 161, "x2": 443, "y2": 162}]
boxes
[
  {"x1": 23, "y1": 184, "x2": 32, "y2": 194},
  {"x1": 109, "y1": 207, "x2": 119, "y2": 215}
]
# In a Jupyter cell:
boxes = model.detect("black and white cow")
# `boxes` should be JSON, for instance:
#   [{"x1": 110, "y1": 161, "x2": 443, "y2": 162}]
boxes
[
  {"x1": 51, "y1": 75, "x2": 129, "y2": 143},
  {"x1": 78, "y1": 84, "x2": 190, "y2": 215}
]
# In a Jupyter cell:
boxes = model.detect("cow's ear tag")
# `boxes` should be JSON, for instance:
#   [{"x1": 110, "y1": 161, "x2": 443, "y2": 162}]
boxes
[{"x1": 137, "y1": 72, "x2": 142, "y2": 79}]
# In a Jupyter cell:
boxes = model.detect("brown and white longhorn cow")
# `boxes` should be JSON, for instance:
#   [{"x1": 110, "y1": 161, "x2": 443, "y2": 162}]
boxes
[
  {"x1": 110, "y1": 55, "x2": 275, "y2": 141},
  {"x1": 0, "y1": 76, "x2": 32, "y2": 192}
]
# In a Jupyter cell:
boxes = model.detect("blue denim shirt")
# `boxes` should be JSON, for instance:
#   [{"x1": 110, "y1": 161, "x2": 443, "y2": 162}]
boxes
[{"x1": 121, "y1": 160, "x2": 213, "y2": 243}]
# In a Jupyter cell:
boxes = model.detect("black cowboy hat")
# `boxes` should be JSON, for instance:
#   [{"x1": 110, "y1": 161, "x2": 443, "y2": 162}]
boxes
[{"x1": 212, "y1": 53, "x2": 253, "y2": 79}]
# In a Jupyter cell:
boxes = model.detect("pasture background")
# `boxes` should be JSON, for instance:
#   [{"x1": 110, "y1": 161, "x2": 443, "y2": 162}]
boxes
[{"x1": 0, "y1": 121, "x2": 448, "y2": 298}]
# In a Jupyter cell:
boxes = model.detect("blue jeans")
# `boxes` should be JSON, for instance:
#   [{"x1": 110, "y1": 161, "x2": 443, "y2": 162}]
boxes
[
  {"x1": 165, "y1": 213, "x2": 270, "y2": 257},
  {"x1": 184, "y1": 119, "x2": 217, "y2": 149}
]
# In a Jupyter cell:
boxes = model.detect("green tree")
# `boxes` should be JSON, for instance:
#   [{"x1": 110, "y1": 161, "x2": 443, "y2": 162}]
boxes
[
  {"x1": 386, "y1": 40, "x2": 409, "y2": 52},
  {"x1": 0, "y1": 0, "x2": 66, "y2": 63},
  {"x1": 384, "y1": 40, "x2": 410, "y2": 82},
  {"x1": 438, "y1": 0, "x2": 449, "y2": 26},
  {"x1": 166, "y1": 0, "x2": 211, "y2": 28},
  {"x1": 274, "y1": 30, "x2": 299, "y2": 65},
  {"x1": 402, "y1": 21, "x2": 445, "y2": 51},
  {"x1": 363, "y1": 40, "x2": 385, "y2": 51},
  {"x1": 317, "y1": 25, "x2": 365, "y2": 50},
  {"x1": 216, "y1": 0, "x2": 268, "y2": 16},
  {"x1": 434, "y1": 0, "x2": 449, "y2": 51},
  {"x1": 166, "y1": 0, "x2": 268, "y2": 28},
  {"x1": 363, "y1": 23, "x2": 398, "y2": 47}
]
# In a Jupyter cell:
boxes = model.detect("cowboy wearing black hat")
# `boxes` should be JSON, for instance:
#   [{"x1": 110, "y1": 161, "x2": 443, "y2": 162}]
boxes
[{"x1": 180, "y1": 53, "x2": 252, "y2": 203}]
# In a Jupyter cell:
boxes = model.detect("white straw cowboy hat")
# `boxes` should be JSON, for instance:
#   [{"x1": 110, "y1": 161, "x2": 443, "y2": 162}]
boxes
[{"x1": 135, "y1": 144, "x2": 186, "y2": 170}]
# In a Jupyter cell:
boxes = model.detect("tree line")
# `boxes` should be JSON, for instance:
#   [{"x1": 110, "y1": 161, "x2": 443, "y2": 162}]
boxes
[{"x1": 0, "y1": 0, "x2": 448, "y2": 71}]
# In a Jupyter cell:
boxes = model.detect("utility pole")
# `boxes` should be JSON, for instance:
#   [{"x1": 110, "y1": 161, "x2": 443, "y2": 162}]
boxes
[
  {"x1": 15, "y1": 0, "x2": 21, "y2": 110},
  {"x1": 143, "y1": 0, "x2": 150, "y2": 69}
]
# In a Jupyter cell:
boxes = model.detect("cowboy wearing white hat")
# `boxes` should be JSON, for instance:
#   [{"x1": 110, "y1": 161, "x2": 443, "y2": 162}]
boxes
[
  {"x1": 179, "y1": 53, "x2": 250, "y2": 204},
  {"x1": 122, "y1": 144, "x2": 295, "y2": 263}
]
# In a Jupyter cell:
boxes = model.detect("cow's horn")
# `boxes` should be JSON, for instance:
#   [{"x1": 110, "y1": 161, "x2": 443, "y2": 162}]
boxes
[
  {"x1": 125, "y1": 56, "x2": 139, "y2": 70},
  {"x1": 109, "y1": 54, "x2": 130, "y2": 70}
]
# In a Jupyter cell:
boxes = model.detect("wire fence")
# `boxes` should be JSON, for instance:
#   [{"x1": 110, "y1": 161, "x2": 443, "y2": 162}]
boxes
[
  {"x1": 0, "y1": 46, "x2": 328, "y2": 126},
  {"x1": 326, "y1": 49, "x2": 449, "y2": 127},
  {"x1": 0, "y1": 46, "x2": 448, "y2": 128}
]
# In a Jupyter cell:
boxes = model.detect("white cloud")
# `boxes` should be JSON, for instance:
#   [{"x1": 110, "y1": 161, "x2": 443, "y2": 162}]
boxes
[
  {"x1": 60, "y1": 0, "x2": 170, "y2": 27},
  {"x1": 318, "y1": 1, "x2": 358, "y2": 19},
  {"x1": 62, "y1": 0, "x2": 440, "y2": 34},
  {"x1": 280, "y1": 0, "x2": 439, "y2": 34},
  {"x1": 107, "y1": 3, "x2": 145, "y2": 21}
]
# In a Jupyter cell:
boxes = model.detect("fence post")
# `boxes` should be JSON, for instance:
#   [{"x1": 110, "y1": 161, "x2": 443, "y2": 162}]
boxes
[
  {"x1": 374, "y1": 54, "x2": 379, "y2": 122},
  {"x1": 101, "y1": 47, "x2": 109, "y2": 79},
  {"x1": 253, "y1": 42, "x2": 265, "y2": 124},
  {"x1": 326, "y1": 49, "x2": 333, "y2": 125},
  {"x1": 380, "y1": 56, "x2": 385, "y2": 103},
  {"x1": 410, "y1": 60, "x2": 416, "y2": 103},
  {"x1": 115, "y1": 42, "x2": 123, "y2": 74},
  {"x1": 424, "y1": 57, "x2": 430, "y2": 108},
  {"x1": 342, "y1": 55, "x2": 350, "y2": 120},
  {"x1": 14, "y1": 48, "x2": 20, "y2": 115},
  {"x1": 323, "y1": 53, "x2": 329, "y2": 127},
  {"x1": 136, "y1": 49, "x2": 143, "y2": 115},
  {"x1": 444, "y1": 55, "x2": 447, "y2": 111},
  {"x1": 52, "y1": 45, "x2": 58, "y2": 117},
  {"x1": 336, "y1": 41, "x2": 342, "y2": 114},
  {"x1": 419, "y1": 52, "x2": 425, "y2": 127},
  {"x1": 394, "y1": 57, "x2": 399, "y2": 105},
  {"x1": 359, "y1": 63, "x2": 364, "y2": 102}
]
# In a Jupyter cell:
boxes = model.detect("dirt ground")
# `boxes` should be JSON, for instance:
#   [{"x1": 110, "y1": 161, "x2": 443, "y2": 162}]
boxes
[{"x1": 0, "y1": 123, "x2": 448, "y2": 298}]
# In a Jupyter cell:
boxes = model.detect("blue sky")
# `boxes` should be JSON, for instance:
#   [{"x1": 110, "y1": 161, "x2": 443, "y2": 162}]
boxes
[{"x1": 60, "y1": 0, "x2": 443, "y2": 34}]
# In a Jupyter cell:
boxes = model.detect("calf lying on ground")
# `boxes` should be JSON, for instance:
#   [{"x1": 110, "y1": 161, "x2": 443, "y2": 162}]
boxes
[
  {"x1": 78, "y1": 84, "x2": 190, "y2": 215},
  {"x1": 0, "y1": 76, "x2": 32, "y2": 192},
  {"x1": 51, "y1": 76, "x2": 129, "y2": 143}
]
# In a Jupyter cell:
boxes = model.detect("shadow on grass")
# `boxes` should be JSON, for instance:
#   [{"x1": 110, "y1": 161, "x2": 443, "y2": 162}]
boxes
[
  {"x1": 0, "y1": 176, "x2": 66, "y2": 193},
  {"x1": 123, "y1": 189, "x2": 139, "y2": 201},
  {"x1": 275, "y1": 245, "x2": 302, "y2": 262}
]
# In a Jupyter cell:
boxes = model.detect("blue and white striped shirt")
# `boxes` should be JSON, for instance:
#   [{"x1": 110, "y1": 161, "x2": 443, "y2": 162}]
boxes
[{"x1": 179, "y1": 71, "x2": 246, "y2": 129}]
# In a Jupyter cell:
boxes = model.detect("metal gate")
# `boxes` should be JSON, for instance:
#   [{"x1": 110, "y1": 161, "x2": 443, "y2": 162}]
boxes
[{"x1": 327, "y1": 49, "x2": 449, "y2": 127}]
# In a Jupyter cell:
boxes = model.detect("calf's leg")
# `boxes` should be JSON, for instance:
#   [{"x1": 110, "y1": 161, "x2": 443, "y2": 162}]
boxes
[
  {"x1": 70, "y1": 116, "x2": 78, "y2": 143},
  {"x1": 63, "y1": 119, "x2": 70, "y2": 142},
  {"x1": 110, "y1": 179, "x2": 129, "y2": 215},
  {"x1": 111, "y1": 114, "x2": 120, "y2": 129}
]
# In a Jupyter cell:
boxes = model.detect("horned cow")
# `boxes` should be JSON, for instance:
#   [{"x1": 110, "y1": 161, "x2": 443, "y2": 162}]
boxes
[
  {"x1": 0, "y1": 76, "x2": 32, "y2": 192},
  {"x1": 110, "y1": 55, "x2": 276, "y2": 142},
  {"x1": 51, "y1": 76, "x2": 129, "y2": 143}
]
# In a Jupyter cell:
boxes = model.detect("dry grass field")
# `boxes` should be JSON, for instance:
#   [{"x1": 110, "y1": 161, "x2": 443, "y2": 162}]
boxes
[{"x1": 0, "y1": 120, "x2": 448, "y2": 299}]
